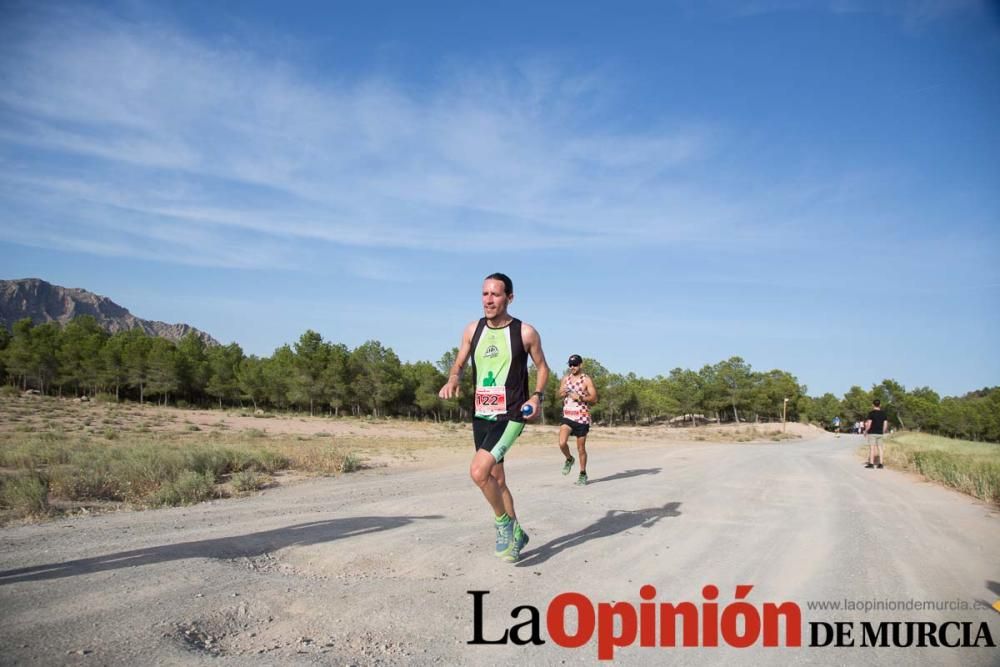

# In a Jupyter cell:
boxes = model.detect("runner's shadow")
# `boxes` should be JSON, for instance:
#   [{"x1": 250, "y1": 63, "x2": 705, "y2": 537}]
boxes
[
  {"x1": 516, "y1": 502, "x2": 681, "y2": 567},
  {"x1": 0, "y1": 515, "x2": 443, "y2": 585},
  {"x1": 585, "y1": 468, "x2": 661, "y2": 485}
]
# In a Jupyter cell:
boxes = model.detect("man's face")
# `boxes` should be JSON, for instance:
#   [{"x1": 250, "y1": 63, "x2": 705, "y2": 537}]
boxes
[
  {"x1": 482, "y1": 279, "x2": 512, "y2": 320},
  {"x1": 569, "y1": 363, "x2": 581, "y2": 375}
]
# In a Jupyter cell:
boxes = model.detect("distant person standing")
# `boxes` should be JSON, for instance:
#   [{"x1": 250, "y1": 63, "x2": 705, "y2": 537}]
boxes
[
  {"x1": 557, "y1": 354, "x2": 598, "y2": 486},
  {"x1": 864, "y1": 399, "x2": 889, "y2": 469},
  {"x1": 438, "y1": 273, "x2": 550, "y2": 563}
]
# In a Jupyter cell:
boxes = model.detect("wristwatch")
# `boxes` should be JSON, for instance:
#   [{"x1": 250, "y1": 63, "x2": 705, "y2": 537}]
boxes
[{"x1": 532, "y1": 391, "x2": 545, "y2": 400}]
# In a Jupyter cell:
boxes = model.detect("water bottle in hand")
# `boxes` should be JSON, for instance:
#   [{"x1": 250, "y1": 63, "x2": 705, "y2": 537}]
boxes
[{"x1": 521, "y1": 403, "x2": 534, "y2": 418}]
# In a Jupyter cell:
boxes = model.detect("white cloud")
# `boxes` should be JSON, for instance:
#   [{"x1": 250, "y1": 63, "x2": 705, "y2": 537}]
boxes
[
  {"x1": 13, "y1": 4, "x2": 928, "y2": 279},
  {"x1": 718, "y1": 0, "x2": 993, "y2": 29},
  {"x1": 0, "y1": 4, "x2": 820, "y2": 268}
]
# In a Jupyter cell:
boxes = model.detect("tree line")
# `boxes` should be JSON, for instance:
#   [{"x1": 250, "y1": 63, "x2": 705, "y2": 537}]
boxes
[{"x1": 1, "y1": 316, "x2": 997, "y2": 442}]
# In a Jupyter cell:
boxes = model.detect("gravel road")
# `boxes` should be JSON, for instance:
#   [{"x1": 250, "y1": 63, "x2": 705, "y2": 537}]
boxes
[{"x1": 2, "y1": 430, "x2": 997, "y2": 665}]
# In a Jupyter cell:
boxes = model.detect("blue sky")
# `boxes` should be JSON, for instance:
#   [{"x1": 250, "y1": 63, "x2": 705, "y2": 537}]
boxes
[{"x1": 1, "y1": 0, "x2": 998, "y2": 397}]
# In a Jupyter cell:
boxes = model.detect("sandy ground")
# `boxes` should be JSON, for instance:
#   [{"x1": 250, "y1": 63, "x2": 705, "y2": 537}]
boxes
[
  {"x1": 171, "y1": 406, "x2": 812, "y2": 444},
  {"x1": 1, "y1": 424, "x2": 998, "y2": 666}
]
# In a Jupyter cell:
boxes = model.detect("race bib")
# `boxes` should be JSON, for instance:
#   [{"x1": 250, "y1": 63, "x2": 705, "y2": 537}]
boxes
[
  {"x1": 563, "y1": 406, "x2": 583, "y2": 420},
  {"x1": 475, "y1": 386, "x2": 507, "y2": 416}
]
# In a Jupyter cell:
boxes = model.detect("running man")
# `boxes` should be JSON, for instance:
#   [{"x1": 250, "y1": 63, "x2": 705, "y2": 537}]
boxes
[
  {"x1": 864, "y1": 399, "x2": 889, "y2": 469},
  {"x1": 438, "y1": 273, "x2": 550, "y2": 563},
  {"x1": 558, "y1": 354, "x2": 598, "y2": 486}
]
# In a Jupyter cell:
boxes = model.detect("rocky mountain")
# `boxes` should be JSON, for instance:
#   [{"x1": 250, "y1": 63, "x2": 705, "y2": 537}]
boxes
[{"x1": 0, "y1": 278, "x2": 219, "y2": 346}]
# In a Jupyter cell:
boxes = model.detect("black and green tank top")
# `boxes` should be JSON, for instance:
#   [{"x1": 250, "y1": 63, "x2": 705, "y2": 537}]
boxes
[{"x1": 470, "y1": 317, "x2": 529, "y2": 422}]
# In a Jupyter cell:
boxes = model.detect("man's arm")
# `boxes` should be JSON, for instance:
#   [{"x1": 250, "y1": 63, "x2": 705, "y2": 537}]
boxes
[
  {"x1": 521, "y1": 323, "x2": 549, "y2": 419},
  {"x1": 438, "y1": 321, "x2": 477, "y2": 399},
  {"x1": 558, "y1": 374, "x2": 570, "y2": 398},
  {"x1": 580, "y1": 376, "x2": 599, "y2": 404}
]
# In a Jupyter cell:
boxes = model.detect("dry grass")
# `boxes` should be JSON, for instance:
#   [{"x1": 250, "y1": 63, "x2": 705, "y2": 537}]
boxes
[
  {"x1": 877, "y1": 432, "x2": 1000, "y2": 506},
  {"x1": 0, "y1": 395, "x2": 366, "y2": 522},
  {"x1": 0, "y1": 396, "x2": 808, "y2": 523}
]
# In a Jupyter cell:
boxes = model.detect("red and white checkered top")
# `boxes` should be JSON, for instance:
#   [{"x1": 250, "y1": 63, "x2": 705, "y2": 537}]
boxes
[{"x1": 562, "y1": 374, "x2": 591, "y2": 424}]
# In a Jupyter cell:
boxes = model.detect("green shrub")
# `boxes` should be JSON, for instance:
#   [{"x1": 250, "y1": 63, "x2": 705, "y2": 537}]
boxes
[
  {"x1": 248, "y1": 449, "x2": 290, "y2": 474},
  {"x1": 182, "y1": 447, "x2": 234, "y2": 480},
  {"x1": 0, "y1": 472, "x2": 50, "y2": 516},
  {"x1": 151, "y1": 471, "x2": 216, "y2": 507},
  {"x1": 231, "y1": 470, "x2": 269, "y2": 493},
  {"x1": 103, "y1": 446, "x2": 185, "y2": 501},
  {"x1": 48, "y1": 463, "x2": 122, "y2": 501},
  {"x1": 340, "y1": 452, "x2": 361, "y2": 473},
  {"x1": 0, "y1": 433, "x2": 76, "y2": 469}
]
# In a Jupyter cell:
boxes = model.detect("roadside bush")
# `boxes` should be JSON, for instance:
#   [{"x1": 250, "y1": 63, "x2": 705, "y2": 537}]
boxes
[
  {"x1": 231, "y1": 470, "x2": 269, "y2": 493},
  {"x1": 116, "y1": 447, "x2": 186, "y2": 500},
  {"x1": 48, "y1": 463, "x2": 121, "y2": 501},
  {"x1": 340, "y1": 452, "x2": 361, "y2": 473},
  {"x1": 0, "y1": 433, "x2": 76, "y2": 468},
  {"x1": 284, "y1": 443, "x2": 343, "y2": 473},
  {"x1": 151, "y1": 470, "x2": 216, "y2": 506},
  {"x1": 182, "y1": 447, "x2": 238, "y2": 480},
  {"x1": 0, "y1": 472, "x2": 50, "y2": 516},
  {"x1": 249, "y1": 449, "x2": 290, "y2": 474}
]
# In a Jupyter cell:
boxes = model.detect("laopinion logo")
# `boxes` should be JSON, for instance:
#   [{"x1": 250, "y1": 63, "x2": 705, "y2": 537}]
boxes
[{"x1": 467, "y1": 585, "x2": 996, "y2": 660}]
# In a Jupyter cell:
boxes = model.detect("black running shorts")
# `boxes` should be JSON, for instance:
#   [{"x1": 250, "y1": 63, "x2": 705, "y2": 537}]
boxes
[
  {"x1": 473, "y1": 418, "x2": 524, "y2": 457},
  {"x1": 561, "y1": 418, "x2": 590, "y2": 437}
]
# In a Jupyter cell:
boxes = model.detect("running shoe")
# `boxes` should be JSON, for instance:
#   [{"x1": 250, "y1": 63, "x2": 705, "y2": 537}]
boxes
[
  {"x1": 864, "y1": 463, "x2": 874, "y2": 469},
  {"x1": 494, "y1": 517, "x2": 514, "y2": 557},
  {"x1": 501, "y1": 523, "x2": 529, "y2": 563},
  {"x1": 876, "y1": 464, "x2": 884, "y2": 469},
  {"x1": 575, "y1": 472, "x2": 588, "y2": 486},
  {"x1": 561, "y1": 456, "x2": 575, "y2": 475}
]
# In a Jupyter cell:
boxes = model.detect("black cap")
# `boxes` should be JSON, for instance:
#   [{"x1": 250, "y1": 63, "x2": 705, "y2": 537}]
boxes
[{"x1": 568, "y1": 354, "x2": 583, "y2": 367}]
